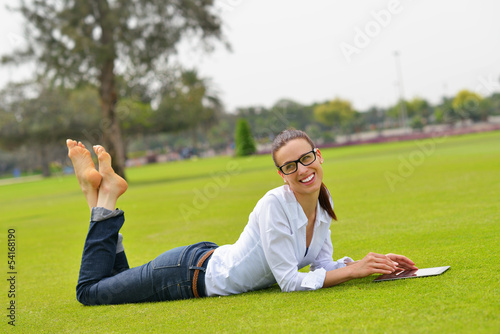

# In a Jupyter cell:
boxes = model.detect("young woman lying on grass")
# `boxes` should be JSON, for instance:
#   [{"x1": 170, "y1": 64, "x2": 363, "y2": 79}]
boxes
[{"x1": 68, "y1": 129, "x2": 417, "y2": 305}]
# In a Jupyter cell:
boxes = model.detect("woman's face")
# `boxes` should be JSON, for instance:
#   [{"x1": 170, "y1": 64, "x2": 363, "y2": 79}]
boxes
[{"x1": 274, "y1": 138, "x2": 324, "y2": 197}]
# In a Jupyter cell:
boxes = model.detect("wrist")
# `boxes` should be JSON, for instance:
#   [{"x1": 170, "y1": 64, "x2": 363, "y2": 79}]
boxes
[{"x1": 343, "y1": 263, "x2": 356, "y2": 280}]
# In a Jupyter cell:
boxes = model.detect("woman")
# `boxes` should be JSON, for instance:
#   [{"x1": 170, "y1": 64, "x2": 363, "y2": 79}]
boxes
[{"x1": 68, "y1": 129, "x2": 417, "y2": 305}]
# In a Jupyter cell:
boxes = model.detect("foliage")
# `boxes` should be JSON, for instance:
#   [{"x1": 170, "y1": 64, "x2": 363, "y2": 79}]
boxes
[
  {"x1": 386, "y1": 100, "x2": 409, "y2": 123},
  {"x1": 206, "y1": 117, "x2": 237, "y2": 152},
  {"x1": 116, "y1": 97, "x2": 154, "y2": 138},
  {"x1": 452, "y1": 89, "x2": 485, "y2": 122},
  {"x1": 155, "y1": 69, "x2": 223, "y2": 149},
  {"x1": 3, "y1": 0, "x2": 227, "y2": 178},
  {"x1": 410, "y1": 115, "x2": 425, "y2": 131},
  {"x1": 435, "y1": 97, "x2": 455, "y2": 125},
  {"x1": 234, "y1": 118, "x2": 256, "y2": 156},
  {"x1": 270, "y1": 99, "x2": 315, "y2": 131},
  {"x1": 0, "y1": 82, "x2": 101, "y2": 176},
  {"x1": 1, "y1": 74, "x2": 499, "y2": 176},
  {"x1": 314, "y1": 97, "x2": 357, "y2": 134},
  {"x1": 407, "y1": 97, "x2": 432, "y2": 122},
  {"x1": 4, "y1": 0, "x2": 226, "y2": 85}
]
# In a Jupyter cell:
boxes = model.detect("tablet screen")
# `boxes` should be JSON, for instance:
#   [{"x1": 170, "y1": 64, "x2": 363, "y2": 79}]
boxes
[{"x1": 373, "y1": 266, "x2": 450, "y2": 282}]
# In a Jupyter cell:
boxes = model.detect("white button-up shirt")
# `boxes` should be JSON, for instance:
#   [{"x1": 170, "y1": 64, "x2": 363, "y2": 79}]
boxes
[{"x1": 205, "y1": 185, "x2": 352, "y2": 296}]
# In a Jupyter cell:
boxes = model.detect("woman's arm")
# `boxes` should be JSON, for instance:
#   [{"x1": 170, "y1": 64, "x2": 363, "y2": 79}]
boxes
[{"x1": 322, "y1": 252, "x2": 416, "y2": 288}]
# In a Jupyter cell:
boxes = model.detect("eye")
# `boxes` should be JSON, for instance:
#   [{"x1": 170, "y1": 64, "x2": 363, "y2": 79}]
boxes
[
  {"x1": 283, "y1": 162, "x2": 296, "y2": 173},
  {"x1": 300, "y1": 153, "x2": 313, "y2": 163}
]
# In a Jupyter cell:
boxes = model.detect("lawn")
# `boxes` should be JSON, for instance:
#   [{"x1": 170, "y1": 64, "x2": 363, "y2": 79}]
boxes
[{"x1": 1, "y1": 131, "x2": 499, "y2": 333}]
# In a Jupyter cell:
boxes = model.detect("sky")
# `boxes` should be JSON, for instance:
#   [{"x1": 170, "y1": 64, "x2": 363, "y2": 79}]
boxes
[{"x1": 1, "y1": 0, "x2": 499, "y2": 112}]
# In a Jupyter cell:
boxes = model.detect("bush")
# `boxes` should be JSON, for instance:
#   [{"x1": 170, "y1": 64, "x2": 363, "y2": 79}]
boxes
[
  {"x1": 234, "y1": 118, "x2": 256, "y2": 156},
  {"x1": 410, "y1": 115, "x2": 425, "y2": 131}
]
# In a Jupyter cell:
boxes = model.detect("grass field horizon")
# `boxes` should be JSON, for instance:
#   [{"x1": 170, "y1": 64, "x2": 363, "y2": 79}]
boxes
[{"x1": 1, "y1": 131, "x2": 499, "y2": 333}]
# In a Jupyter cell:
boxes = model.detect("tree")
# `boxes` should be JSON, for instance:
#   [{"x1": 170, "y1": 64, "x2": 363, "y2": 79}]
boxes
[
  {"x1": 436, "y1": 96, "x2": 455, "y2": 127},
  {"x1": 236, "y1": 106, "x2": 269, "y2": 141},
  {"x1": 410, "y1": 115, "x2": 425, "y2": 131},
  {"x1": 269, "y1": 99, "x2": 313, "y2": 132},
  {"x1": 362, "y1": 106, "x2": 387, "y2": 132},
  {"x1": 314, "y1": 97, "x2": 356, "y2": 137},
  {"x1": 155, "y1": 69, "x2": 223, "y2": 150},
  {"x1": 234, "y1": 118, "x2": 256, "y2": 157},
  {"x1": 488, "y1": 93, "x2": 500, "y2": 116},
  {"x1": 387, "y1": 100, "x2": 410, "y2": 125},
  {"x1": 0, "y1": 82, "x2": 101, "y2": 176},
  {"x1": 452, "y1": 90, "x2": 485, "y2": 123},
  {"x1": 3, "y1": 0, "x2": 227, "y2": 178},
  {"x1": 407, "y1": 97, "x2": 432, "y2": 124},
  {"x1": 206, "y1": 115, "x2": 236, "y2": 152}
]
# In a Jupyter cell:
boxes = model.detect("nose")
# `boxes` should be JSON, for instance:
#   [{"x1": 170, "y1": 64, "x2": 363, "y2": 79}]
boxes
[{"x1": 296, "y1": 162, "x2": 309, "y2": 175}]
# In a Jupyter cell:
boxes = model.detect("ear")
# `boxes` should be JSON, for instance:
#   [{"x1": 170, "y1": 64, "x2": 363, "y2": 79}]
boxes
[{"x1": 316, "y1": 148, "x2": 324, "y2": 164}]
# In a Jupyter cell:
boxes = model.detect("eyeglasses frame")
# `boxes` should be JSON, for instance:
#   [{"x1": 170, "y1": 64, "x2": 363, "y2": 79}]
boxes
[{"x1": 277, "y1": 148, "x2": 318, "y2": 175}]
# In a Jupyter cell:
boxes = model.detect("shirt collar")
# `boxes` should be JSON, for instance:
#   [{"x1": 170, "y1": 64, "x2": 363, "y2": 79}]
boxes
[
  {"x1": 280, "y1": 185, "x2": 332, "y2": 227},
  {"x1": 294, "y1": 195, "x2": 331, "y2": 229}
]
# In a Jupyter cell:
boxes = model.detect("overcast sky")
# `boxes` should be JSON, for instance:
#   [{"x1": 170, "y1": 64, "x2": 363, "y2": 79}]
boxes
[{"x1": 1, "y1": 0, "x2": 499, "y2": 112}]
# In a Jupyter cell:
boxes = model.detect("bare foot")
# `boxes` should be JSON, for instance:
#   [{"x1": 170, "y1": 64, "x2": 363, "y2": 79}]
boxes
[
  {"x1": 94, "y1": 145, "x2": 128, "y2": 211},
  {"x1": 67, "y1": 139, "x2": 102, "y2": 209}
]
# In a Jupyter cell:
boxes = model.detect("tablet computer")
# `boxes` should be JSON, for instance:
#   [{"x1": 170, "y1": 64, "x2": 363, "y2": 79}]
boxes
[{"x1": 373, "y1": 266, "x2": 450, "y2": 282}]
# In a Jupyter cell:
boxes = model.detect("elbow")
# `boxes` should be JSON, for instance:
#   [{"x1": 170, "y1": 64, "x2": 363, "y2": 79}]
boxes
[{"x1": 278, "y1": 277, "x2": 300, "y2": 293}]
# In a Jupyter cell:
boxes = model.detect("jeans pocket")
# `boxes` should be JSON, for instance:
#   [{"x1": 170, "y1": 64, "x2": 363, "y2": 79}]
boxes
[
  {"x1": 152, "y1": 246, "x2": 188, "y2": 269},
  {"x1": 166, "y1": 282, "x2": 193, "y2": 300}
]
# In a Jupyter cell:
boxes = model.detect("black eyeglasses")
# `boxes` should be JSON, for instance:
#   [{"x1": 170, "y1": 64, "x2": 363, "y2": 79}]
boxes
[{"x1": 277, "y1": 148, "x2": 317, "y2": 175}]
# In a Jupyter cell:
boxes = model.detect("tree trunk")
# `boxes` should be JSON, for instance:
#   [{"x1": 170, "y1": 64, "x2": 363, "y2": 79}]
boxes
[
  {"x1": 99, "y1": 59, "x2": 127, "y2": 179},
  {"x1": 40, "y1": 144, "x2": 51, "y2": 177},
  {"x1": 97, "y1": 0, "x2": 126, "y2": 179},
  {"x1": 191, "y1": 126, "x2": 199, "y2": 155}
]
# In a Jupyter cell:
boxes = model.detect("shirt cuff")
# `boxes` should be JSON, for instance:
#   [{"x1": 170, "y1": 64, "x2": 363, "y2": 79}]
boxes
[
  {"x1": 300, "y1": 268, "x2": 326, "y2": 290},
  {"x1": 336, "y1": 256, "x2": 354, "y2": 267},
  {"x1": 91, "y1": 207, "x2": 124, "y2": 222}
]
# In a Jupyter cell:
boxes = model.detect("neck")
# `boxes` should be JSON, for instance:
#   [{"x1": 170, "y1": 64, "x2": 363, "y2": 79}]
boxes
[{"x1": 294, "y1": 189, "x2": 320, "y2": 220}]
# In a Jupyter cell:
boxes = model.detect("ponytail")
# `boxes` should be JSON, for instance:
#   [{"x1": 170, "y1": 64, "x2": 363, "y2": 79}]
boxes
[{"x1": 319, "y1": 182, "x2": 337, "y2": 220}]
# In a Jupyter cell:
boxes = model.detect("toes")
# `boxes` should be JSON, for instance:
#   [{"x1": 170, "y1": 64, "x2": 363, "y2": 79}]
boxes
[
  {"x1": 66, "y1": 139, "x2": 77, "y2": 149},
  {"x1": 93, "y1": 145, "x2": 103, "y2": 155},
  {"x1": 94, "y1": 145, "x2": 109, "y2": 158}
]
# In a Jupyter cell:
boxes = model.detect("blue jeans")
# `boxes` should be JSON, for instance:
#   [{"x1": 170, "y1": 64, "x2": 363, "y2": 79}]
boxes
[{"x1": 76, "y1": 210, "x2": 218, "y2": 305}]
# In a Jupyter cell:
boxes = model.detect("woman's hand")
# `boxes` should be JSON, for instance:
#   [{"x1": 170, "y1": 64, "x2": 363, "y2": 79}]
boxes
[
  {"x1": 346, "y1": 252, "x2": 399, "y2": 279},
  {"x1": 385, "y1": 253, "x2": 418, "y2": 271},
  {"x1": 323, "y1": 252, "x2": 418, "y2": 288}
]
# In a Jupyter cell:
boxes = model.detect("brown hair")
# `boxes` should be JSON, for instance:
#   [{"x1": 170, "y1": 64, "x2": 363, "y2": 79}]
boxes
[{"x1": 271, "y1": 129, "x2": 337, "y2": 220}]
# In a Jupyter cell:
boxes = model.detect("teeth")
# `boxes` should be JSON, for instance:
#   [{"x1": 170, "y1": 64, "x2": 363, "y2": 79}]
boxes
[{"x1": 301, "y1": 174, "x2": 314, "y2": 183}]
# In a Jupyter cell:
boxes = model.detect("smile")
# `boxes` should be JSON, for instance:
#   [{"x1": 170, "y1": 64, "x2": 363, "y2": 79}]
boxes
[{"x1": 300, "y1": 173, "x2": 315, "y2": 183}]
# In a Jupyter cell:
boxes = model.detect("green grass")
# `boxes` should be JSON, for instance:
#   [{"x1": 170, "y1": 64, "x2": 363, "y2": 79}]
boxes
[{"x1": 1, "y1": 131, "x2": 499, "y2": 333}]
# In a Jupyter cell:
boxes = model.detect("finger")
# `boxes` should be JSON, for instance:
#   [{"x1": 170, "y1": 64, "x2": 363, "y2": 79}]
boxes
[
  {"x1": 375, "y1": 256, "x2": 398, "y2": 269},
  {"x1": 398, "y1": 258, "x2": 417, "y2": 269},
  {"x1": 368, "y1": 253, "x2": 397, "y2": 265},
  {"x1": 388, "y1": 254, "x2": 416, "y2": 265},
  {"x1": 395, "y1": 261, "x2": 418, "y2": 270},
  {"x1": 370, "y1": 260, "x2": 398, "y2": 273},
  {"x1": 376, "y1": 264, "x2": 397, "y2": 274},
  {"x1": 364, "y1": 253, "x2": 399, "y2": 272}
]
